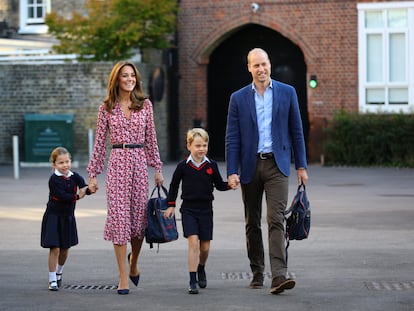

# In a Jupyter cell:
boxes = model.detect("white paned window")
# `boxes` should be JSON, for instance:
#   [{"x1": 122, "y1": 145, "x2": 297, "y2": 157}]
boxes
[
  {"x1": 389, "y1": 33, "x2": 405, "y2": 82},
  {"x1": 366, "y1": 34, "x2": 383, "y2": 83},
  {"x1": 27, "y1": 0, "x2": 47, "y2": 24},
  {"x1": 358, "y1": 2, "x2": 414, "y2": 113},
  {"x1": 19, "y1": 0, "x2": 51, "y2": 34}
]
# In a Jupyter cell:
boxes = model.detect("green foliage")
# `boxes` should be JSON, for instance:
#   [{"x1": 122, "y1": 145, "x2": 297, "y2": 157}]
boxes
[
  {"x1": 323, "y1": 110, "x2": 414, "y2": 167},
  {"x1": 46, "y1": 0, "x2": 177, "y2": 61}
]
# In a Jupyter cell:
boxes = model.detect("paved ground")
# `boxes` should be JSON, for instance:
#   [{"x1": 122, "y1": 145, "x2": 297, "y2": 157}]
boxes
[{"x1": 0, "y1": 163, "x2": 413, "y2": 311}]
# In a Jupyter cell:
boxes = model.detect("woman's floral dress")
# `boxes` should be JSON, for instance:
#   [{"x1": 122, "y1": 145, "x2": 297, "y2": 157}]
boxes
[{"x1": 87, "y1": 99, "x2": 162, "y2": 245}]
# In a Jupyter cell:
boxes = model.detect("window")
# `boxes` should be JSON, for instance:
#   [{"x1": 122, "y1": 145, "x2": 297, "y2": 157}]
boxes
[
  {"x1": 358, "y1": 2, "x2": 414, "y2": 113},
  {"x1": 19, "y1": 0, "x2": 51, "y2": 34},
  {"x1": 27, "y1": 0, "x2": 47, "y2": 24}
]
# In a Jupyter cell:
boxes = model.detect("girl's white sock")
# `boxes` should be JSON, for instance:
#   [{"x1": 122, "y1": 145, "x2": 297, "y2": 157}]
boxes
[
  {"x1": 49, "y1": 272, "x2": 57, "y2": 282},
  {"x1": 56, "y1": 265, "x2": 64, "y2": 275}
]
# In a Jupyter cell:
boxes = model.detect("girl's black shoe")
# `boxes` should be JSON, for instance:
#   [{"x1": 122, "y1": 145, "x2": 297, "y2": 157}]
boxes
[{"x1": 188, "y1": 282, "x2": 199, "y2": 294}]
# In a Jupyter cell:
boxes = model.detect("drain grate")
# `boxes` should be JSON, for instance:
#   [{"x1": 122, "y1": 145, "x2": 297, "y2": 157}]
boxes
[
  {"x1": 221, "y1": 272, "x2": 269, "y2": 280},
  {"x1": 63, "y1": 284, "x2": 117, "y2": 290},
  {"x1": 221, "y1": 272, "x2": 295, "y2": 280},
  {"x1": 365, "y1": 281, "x2": 414, "y2": 291}
]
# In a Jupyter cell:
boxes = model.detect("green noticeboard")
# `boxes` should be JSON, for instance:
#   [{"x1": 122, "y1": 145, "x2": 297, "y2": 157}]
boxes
[{"x1": 24, "y1": 114, "x2": 74, "y2": 162}]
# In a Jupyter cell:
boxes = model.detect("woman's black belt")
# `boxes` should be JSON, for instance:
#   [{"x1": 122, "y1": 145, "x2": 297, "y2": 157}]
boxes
[{"x1": 112, "y1": 144, "x2": 144, "y2": 149}]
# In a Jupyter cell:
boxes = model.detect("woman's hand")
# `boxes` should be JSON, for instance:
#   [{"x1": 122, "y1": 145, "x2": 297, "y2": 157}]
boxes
[
  {"x1": 88, "y1": 177, "x2": 98, "y2": 193},
  {"x1": 155, "y1": 172, "x2": 164, "y2": 187}
]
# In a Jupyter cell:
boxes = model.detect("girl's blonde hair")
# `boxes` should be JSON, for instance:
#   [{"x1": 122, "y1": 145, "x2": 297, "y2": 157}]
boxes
[
  {"x1": 104, "y1": 61, "x2": 147, "y2": 113},
  {"x1": 186, "y1": 128, "x2": 209, "y2": 145},
  {"x1": 49, "y1": 147, "x2": 71, "y2": 164}
]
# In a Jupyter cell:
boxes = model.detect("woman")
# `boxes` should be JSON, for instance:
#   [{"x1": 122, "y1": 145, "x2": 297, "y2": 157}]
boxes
[{"x1": 87, "y1": 61, "x2": 163, "y2": 295}]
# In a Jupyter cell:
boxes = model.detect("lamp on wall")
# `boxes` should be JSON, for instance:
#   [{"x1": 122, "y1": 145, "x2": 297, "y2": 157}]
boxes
[{"x1": 309, "y1": 75, "x2": 318, "y2": 89}]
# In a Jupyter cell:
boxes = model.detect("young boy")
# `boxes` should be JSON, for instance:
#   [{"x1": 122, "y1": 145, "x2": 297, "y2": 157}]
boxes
[{"x1": 165, "y1": 128, "x2": 233, "y2": 294}]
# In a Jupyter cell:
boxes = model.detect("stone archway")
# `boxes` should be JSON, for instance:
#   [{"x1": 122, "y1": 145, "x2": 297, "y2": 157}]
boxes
[{"x1": 207, "y1": 24, "x2": 309, "y2": 160}]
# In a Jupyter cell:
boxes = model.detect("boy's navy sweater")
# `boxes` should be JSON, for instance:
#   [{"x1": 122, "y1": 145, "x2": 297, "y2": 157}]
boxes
[{"x1": 167, "y1": 159, "x2": 230, "y2": 208}]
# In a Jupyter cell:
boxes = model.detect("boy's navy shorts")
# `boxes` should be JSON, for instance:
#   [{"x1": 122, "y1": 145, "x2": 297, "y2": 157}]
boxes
[{"x1": 180, "y1": 201, "x2": 213, "y2": 240}]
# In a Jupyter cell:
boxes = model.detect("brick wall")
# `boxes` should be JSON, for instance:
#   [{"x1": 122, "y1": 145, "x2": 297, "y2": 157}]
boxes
[
  {"x1": 177, "y1": 0, "x2": 364, "y2": 161},
  {"x1": 0, "y1": 62, "x2": 168, "y2": 165},
  {"x1": 0, "y1": 0, "x2": 7, "y2": 13},
  {"x1": 0, "y1": 0, "x2": 16, "y2": 27},
  {"x1": 51, "y1": 0, "x2": 88, "y2": 18}
]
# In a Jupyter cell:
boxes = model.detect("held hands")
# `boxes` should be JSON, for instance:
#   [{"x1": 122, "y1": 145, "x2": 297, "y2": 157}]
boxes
[
  {"x1": 88, "y1": 177, "x2": 98, "y2": 194},
  {"x1": 228, "y1": 174, "x2": 240, "y2": 190},
  {"x1": 78, "y1": 186, "x2": 88, "y2": 199}
]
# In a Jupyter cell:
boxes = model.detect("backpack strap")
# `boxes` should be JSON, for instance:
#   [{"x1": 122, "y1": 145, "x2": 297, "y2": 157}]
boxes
[
  {"x1": 285, "y1": 237, "x2": 290, "y2": 264},
  {"x1": 284, "y1": 183, "x2": 305, "y2": 264}
]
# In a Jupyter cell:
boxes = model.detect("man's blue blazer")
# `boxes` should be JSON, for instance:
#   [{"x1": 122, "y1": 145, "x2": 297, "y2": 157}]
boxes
[{"x1": 226, "y1": 80, "x2": 307, "y2": 184}]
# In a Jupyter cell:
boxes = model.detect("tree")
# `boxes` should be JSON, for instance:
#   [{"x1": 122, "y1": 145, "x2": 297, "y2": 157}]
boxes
[{"x1": 46, "y1": 0, "x2": 177, "y2": 61}]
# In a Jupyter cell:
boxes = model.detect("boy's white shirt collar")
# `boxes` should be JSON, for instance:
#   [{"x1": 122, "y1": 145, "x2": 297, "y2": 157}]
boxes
[
  {"x1": 186, "y1": 154, "x2": 210, "y2": 167},
  {"x1": 54, "y1": 169, "x2": 74, "y2": 177}
]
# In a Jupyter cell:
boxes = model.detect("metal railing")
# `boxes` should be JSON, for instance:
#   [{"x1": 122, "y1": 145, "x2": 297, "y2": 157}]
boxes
[{"x1": 0, "y1": 49, "x2": 78, "y2": 63}]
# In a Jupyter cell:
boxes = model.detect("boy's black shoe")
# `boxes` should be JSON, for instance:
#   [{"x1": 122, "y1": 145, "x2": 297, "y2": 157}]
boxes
[
  {"x1": 188, "y1": 282, "x2": 199, "y2": 294},
  {"x1": 197, "y1": 265, "x2": 207, "y2": 289}
]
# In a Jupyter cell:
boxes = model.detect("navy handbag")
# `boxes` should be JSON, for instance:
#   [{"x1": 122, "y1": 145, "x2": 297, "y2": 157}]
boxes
[{"x1": 145, "y1": 186, "x2": 179, "y2": 249}]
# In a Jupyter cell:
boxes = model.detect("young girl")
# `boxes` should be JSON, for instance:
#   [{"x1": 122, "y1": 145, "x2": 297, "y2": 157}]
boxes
[
  {"x1": 41, "y1": 147, "x2": 91, "y2": 291},
  {"x1": 165, "y1": 128, "x2": 233, "y2": 294}
]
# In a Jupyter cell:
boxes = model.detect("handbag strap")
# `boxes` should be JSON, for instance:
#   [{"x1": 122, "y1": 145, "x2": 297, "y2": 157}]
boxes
[{"x1": 150, "y1": 185, "x2": 168, "y2": 198}]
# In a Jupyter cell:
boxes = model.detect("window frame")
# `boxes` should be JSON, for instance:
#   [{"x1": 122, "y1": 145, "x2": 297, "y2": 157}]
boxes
[
  {"x1": 19, "y1": 0, "x2": 51, "y2": 34},
  {"x1": 357, "y1": 1, "x2": 414, "y2": 113}
]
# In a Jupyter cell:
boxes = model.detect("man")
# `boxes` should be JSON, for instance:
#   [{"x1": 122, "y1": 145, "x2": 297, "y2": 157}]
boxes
[{"x1": 226, "y1": 48, "x2": 308, "y2": 294}]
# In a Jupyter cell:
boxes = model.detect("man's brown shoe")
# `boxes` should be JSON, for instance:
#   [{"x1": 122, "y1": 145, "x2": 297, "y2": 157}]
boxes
[
  {"x1": 249, "y1": 273, "x2": 264, "y2": 289},
  {"x1": 270, "y1": 276, "x2": 295, "y2": 294}
]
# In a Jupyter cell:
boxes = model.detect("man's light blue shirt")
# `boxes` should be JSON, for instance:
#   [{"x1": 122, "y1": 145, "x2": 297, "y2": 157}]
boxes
[{"x1": 252, "y1": 81, "x2": 273, "y2": 153}]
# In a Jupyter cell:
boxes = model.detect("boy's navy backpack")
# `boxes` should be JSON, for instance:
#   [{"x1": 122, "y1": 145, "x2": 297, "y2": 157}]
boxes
[
  {"x1": 285, "y1": 183, "x2": 311, "y2": 241},
  {"x1": 145, "y1": 186, "x2": 178, "y2": 250}
]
